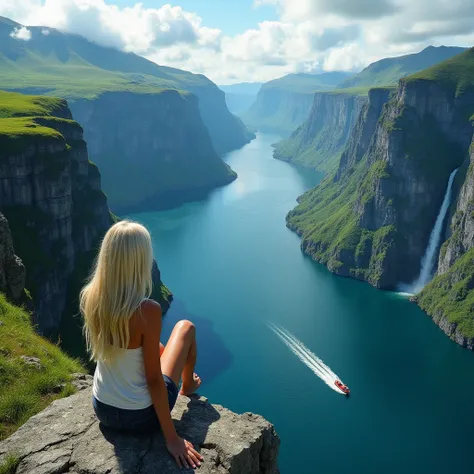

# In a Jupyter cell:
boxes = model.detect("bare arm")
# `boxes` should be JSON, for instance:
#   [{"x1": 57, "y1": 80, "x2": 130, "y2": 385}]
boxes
[
  {"x1": 142, "y1": 301, "x2": 178, "y2": 442},
  {"x1": 141, "y1": 301, "x2": 202, "y2": 469}
]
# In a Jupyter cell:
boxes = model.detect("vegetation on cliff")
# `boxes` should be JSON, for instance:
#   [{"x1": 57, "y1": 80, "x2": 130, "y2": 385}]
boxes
[
  {"x1": 276, "y1": 46, "x2": 466, "y2": 172},
  {"x1": 0, "y1": 293, "x2": 84, "y2": 440},
  {"x1": 242, "y1": 72, "x2": 351, "y2": 136},
  {"x1": 274, "y1": 87, "x2": 376, "y2": 172},
  {"x1": 406, "y1": 47, "x2": 474, "y2": 99},
  {"x1": 0, "y1": 16, "x2": 252, "y2": 155},
  {"x1": 339, "y1": 46, "x2": 466, "y2": 89},
  {"x1": 417, "y1": 248, "x2": 474, "y2": 340},
  {"x1": 287, "y1": 48, "x2": 473, "y2": 297}
]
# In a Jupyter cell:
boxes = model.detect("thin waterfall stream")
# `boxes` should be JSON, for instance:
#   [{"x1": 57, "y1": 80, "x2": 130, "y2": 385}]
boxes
[{"x1": 405, "y1": 168, "x2": 458, "y2": 294}]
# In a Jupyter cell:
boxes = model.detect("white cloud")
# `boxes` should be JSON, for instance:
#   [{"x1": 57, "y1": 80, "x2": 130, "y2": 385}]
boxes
[
  {"x1": 10, "y1": 26, "x2": 32, "y2": 41},
  {"x1": 1, "y1": 0, "x2": 473, "y2": 83}
]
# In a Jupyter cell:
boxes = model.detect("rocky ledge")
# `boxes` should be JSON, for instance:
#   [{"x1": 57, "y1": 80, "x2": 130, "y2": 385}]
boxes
[{"x1": 0, "y1": 380, "x2": 280, "y2": 474}]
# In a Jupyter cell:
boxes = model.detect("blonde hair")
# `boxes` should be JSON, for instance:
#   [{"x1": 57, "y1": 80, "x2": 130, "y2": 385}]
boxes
[{"x1": 80, "y1": 220, "x2": 153, "y2": 362}]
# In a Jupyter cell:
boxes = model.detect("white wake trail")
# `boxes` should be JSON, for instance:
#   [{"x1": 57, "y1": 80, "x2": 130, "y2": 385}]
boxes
[{"x1": 268, "y1": 323, "x2": 345, "y2": 394}]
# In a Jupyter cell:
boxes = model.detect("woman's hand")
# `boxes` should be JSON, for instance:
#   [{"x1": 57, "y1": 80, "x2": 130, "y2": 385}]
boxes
[{"x1": 166, "y1": 436, "x2": 203, "y2": 469}]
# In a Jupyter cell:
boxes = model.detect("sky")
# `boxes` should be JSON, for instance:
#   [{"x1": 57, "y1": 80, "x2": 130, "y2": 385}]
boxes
[{"x1": 1, "y1": 0, "x2": 474, "y2": 84}]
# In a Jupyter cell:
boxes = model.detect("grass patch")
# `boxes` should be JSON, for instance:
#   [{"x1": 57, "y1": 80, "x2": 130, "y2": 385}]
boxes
[
  {"x1": 338, "y1": 46, "x2": 466, "y2": 89},
  {"x1": 0, "y1": 453, "x2": 20, "y2": 474},
  {"x1": 0, "y1": 293, "x2": 84, "y2": 440},
  {"x1": 405, "y1": 47, "x2": 474, "y2": 97},
  {"x1": 418, "y1": 247, "x2": 474, "y2": 340}
]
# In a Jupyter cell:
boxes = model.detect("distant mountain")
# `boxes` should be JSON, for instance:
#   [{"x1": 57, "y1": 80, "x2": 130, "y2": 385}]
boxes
[
  {"x1": 219, "y1": 82, "x2": 263, "y2": 95},
  {"x1": 0, "y1": 16, "x2": 253, "y2": 156},
  {"x1": 241, "y1": 72, "x2": 353, "y2": 136},
  {"x1": 218, "y1": 83, "x2": 262, "y2": 115},
  {"x1": 339, "y1": 46, "x2": 466, "y2": 89},
  {"x1": 0, "y1": 16, "x2": 252, "y2": 211}
]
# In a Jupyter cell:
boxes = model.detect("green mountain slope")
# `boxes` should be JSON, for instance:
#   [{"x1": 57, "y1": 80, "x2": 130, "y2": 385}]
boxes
[
  {"x1": 241, "y1": 72, "x2": 352, "y2": 136},
  {"x1": 339, "y1": 46, "x2": 466, "y2": 89},
  {"x1": 0, "y1": 16, "x2": 253, "y2": 155},
  {"x1": 275, "y1": 46, "x2": 465, "y2": 172}
]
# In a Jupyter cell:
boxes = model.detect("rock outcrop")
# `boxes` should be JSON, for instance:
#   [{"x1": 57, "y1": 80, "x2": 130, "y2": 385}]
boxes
[
  {"x1": 274, "y1": 90, "x2": 368, "y2": 172},
  {"x1": 0, "y1": 383, "x2": 280, "y2": 474},
  {"x1": 70, "y1": 90, "x2": 237, "y2": 212},
  {"x1": 0, "y1": 213, "x2": 25, "y2": 301}
]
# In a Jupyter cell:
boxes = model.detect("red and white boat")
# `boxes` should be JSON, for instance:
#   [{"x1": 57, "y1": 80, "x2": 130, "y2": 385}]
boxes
[{"x1": 335, "y1": 380, "x2": 350, "y2": 395}]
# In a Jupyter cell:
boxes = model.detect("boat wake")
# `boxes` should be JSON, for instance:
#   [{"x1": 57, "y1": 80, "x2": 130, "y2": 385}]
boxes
[{"x1": 268, "y1": 322, "x2": 346, "y2": 394}]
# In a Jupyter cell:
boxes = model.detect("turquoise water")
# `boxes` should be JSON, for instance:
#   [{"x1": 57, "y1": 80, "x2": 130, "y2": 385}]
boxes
[{"x1": 129, "y1": 134, "x2": 474, "y2": 474}]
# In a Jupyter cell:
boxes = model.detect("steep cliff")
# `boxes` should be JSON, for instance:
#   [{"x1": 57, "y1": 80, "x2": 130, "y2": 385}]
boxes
[
  {"x1": 242, "y1": 72, "x2": 351, "y2": 136},
  {"x1": 0, "y1": 91, "x2": 111, "y2": 332},
  {"x1": 0, "y1": 16, "x2": 252, "y2": 157},
  {"x1": 0, "y1": 382, "x2": 280, "y2": 473},
  {"x1": 0, "y1": 213, "x2": 25, "y2": 301},
  {"x1": 273, "y1": 89, "x2": 368, "y2": 172},
  {"x1": 0, "y1": 91, "x2": 171, "y2": 334},
  {"x1": 276, "y1": 47, "x2": 465, "y2": 173},
  {"x1": 416, "y1": 136, "x2": 474, "y2": 348},
  {"x1": 70, "y1": 90, "x2": 236, "y2": 212},
  {"x1": 287, "y1": 48, "x2": 474, "y2": 294}
]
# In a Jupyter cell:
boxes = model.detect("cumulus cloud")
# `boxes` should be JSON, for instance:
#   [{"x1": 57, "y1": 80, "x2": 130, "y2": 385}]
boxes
[
  {"x1": 10, "y1": 26, "x2": 32, "y2": 41},
  {"x1": 1, "y1": 0, "x2": 474, "y2": 83}
]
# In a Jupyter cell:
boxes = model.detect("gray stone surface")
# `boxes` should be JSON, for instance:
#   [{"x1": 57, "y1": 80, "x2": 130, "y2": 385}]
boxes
[
  {"x1": 20, "y1": 356, "x2": 43, "y2": 371},
  {"x1": 0, "y1": 386, "x2": 280, "y2": 474}
]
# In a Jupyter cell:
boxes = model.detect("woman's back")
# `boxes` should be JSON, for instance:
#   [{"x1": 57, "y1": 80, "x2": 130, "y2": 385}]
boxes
[{"x1": 93, "y1": 303, "x2": 152, "y2": 409}]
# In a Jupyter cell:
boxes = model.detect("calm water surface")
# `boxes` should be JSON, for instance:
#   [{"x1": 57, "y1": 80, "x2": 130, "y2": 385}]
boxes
[{"x1": 129, "y1": 133, "x2": 474, "y2": 474}]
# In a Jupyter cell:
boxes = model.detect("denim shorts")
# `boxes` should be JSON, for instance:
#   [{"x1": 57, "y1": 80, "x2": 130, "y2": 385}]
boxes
[{"x1": 92, "y1": 374, "x2": 179, "y2": 433}]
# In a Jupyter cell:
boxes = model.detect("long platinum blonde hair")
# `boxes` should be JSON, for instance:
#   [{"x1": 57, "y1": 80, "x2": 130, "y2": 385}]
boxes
[{"x1": 80, "y1": 220, "x2": 153, "y2": 362}]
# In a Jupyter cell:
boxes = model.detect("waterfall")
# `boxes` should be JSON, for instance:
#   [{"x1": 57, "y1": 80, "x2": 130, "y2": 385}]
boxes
[{"x1": 411, "y1": 168, "x2": 458, "y2": 294}]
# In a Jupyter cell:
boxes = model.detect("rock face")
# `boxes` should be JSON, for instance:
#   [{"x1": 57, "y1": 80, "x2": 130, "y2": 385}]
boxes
[
  {"x1": 0, "y1": 213, "x2": 25, "y2": 301},
  {"x1": 70, "y1": 91, "x2": 237, "y2": 212},
  {"x1": 242, "y1": 72, "x2": 351, "y2": 137},
  {"x1": 0, "y1": 99, "x2": 112, "y2": 332},
  {"x1": 416, "y1": 135, "x2": 474, "y2": 349},
  {"x1": 0, "y1": 384, "x2": 280, "y2": 474},
  {"x1": 287, "y1": 50, "x2": 474, "y2": 290},
  {"x1": 287, "y1": 47, "x2": 474, "y2": 347},
  {"x1": 274, "y1": 90, "x2": 368, "y2": 172}
]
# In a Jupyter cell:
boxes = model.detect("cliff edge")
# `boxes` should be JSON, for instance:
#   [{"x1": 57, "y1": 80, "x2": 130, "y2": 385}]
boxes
[{"x1": 0, "y1": 380, "x2": 280, "y2": 474}]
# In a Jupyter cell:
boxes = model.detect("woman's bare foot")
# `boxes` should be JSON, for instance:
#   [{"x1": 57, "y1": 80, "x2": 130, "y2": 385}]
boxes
[{"x1": 180, "y1": 373, "x2": 202, "y2": 396}]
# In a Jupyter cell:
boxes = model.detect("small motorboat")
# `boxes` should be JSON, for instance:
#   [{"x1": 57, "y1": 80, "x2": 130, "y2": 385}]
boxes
[{"x1": 335, "y1": 380, "x2": 350, "y2": 395}]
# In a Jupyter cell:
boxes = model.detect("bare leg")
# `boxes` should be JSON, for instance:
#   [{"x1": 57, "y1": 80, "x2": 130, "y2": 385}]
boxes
[
  {"x1": 160, "y1": 320, "x2": 201, "y2": 396},
  {"x1": 160, "y1": 342, "x2": 165, "y2": 357}
]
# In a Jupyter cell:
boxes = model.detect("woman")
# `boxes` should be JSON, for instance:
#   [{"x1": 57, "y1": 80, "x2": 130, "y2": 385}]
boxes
[{"x1": 81, "y1": 220, "x2": 203, "y2": 470}]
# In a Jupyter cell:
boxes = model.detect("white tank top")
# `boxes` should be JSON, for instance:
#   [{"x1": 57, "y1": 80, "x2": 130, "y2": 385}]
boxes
[{"x1": 92, "y1": 347, "x2": 152, "y2": 410}]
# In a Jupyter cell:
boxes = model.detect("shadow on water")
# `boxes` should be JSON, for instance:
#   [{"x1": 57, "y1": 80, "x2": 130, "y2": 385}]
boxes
[
  {"x1": 160, "y1": 299, "x2": 233, "y2": 385},
  {"x1": 99, "y1": 397, "x2": 221, "y2": 473},
  {"x1": 59, "y1": 298, "x2": 233, "y2": 383}
]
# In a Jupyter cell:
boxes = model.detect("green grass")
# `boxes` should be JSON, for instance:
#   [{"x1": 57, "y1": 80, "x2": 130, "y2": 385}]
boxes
[
  {"x1": 0, "y1": 91, "x2": 79, "y2": 155},
  {"x1": 405, "y1": 47, "x2": 474, "y2": 98},
  {"x1": 0, "y1": 19, "x2": 208, "y2": 100},
  {"x1": 417, "y1": 247, "x2": 474, "y2": 340},
  {"x1": 338, "y1": 46, "x2": 466, "y2": 89},
  {"x1": 0, "y1": 293, "x2": 84, "y2": 440},
  {"x1": 0, "y1": 91, "x2": 68, "y2": 118},
  {"x1": 0, "y1": 454, "x2": 20, "y2": 474}
]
